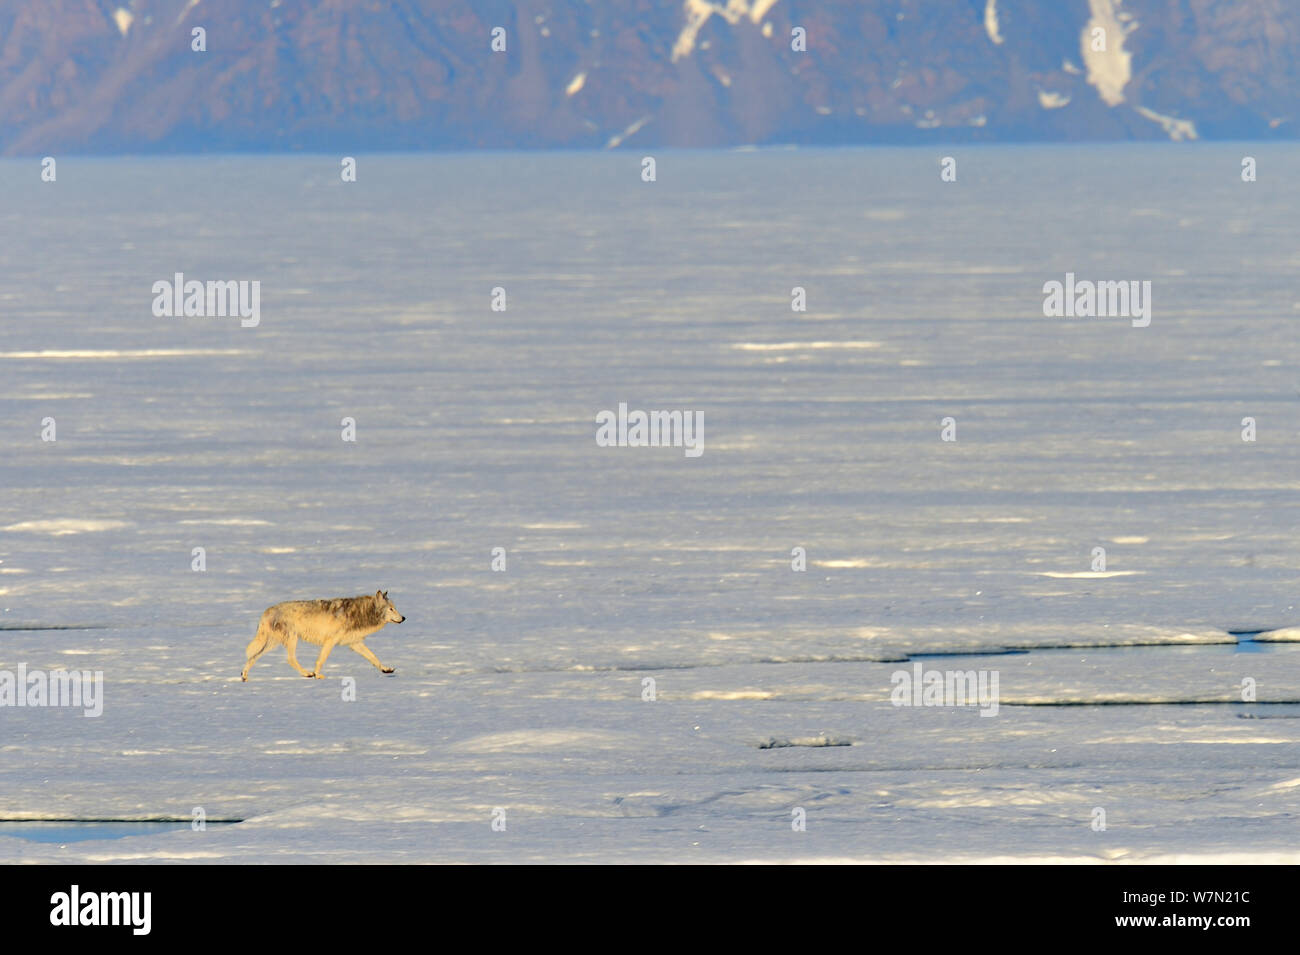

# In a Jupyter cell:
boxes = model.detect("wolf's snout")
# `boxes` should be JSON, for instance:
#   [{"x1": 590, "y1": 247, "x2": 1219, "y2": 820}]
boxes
[{"x1": 396, "y1": 614, "x2": 405, "y2": 623}]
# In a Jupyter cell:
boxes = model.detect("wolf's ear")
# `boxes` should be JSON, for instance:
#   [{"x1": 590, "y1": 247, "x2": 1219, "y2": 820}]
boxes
[
  {"x1": 383, "y1": 590, "x2": 389, "y2": 599},
  {"x1": 376, "y1": 589, "x2": 383, "y2": 598}
]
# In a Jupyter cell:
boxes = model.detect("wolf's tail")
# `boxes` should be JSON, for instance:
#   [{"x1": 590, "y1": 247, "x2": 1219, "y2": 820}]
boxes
[
  {"x1": 241, "y1": 616, "x2": 274, "y2": 681},
  {"x1": 245, "y1": 625, "x2": 270, "y2": 657}
]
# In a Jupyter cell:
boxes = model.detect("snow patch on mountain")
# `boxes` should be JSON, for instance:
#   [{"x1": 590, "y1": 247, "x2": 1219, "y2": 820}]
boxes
[
  {"x1": 605, "y1": 115, "x2": 652, "y2": 148},
  {"x1": 984, "y1": 0, "x2": 1004, "y2": 45},
  {"x1": 673, "y1": 0, "x2": 783, "y2": 62},
  {"x1": 175, "y1": 0, "x2": 202, "y2": 27},
  {"x1": 1082, "y1": 0, "x2": 1136, "y2": 107},
  {"x1": 1135, "y1": 105, "x2": 1198, "y2": 141}
]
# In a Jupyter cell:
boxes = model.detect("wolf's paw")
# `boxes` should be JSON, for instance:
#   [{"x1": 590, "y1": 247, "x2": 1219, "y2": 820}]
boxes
[
  {"x1": 241, "y1": 674, "x2": 247, "y2": 682},
  {"x1": 306, "y1": 672, "x2": 323, "y2": 679},
  {"x1": 381, "y1": 667, "x2": 395, "y2": 674}
]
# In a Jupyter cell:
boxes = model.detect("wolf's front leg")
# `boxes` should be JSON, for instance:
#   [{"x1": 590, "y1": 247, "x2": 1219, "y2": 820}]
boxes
[
  {"x1": 308, "y1": 640, "x2": 337, "y2": 679},
  {"x1": 351, "y1": 641, "x2": 394, "y2": 674}
]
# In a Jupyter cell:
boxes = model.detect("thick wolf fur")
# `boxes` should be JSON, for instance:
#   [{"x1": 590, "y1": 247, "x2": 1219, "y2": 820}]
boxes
[{"x1": 241, "y1": 590, "x2": 405, "y2": 681}]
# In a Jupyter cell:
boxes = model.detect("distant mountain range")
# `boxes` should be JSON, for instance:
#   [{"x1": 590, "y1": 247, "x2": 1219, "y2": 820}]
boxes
[{"x1": 2, "y1": 0, "x2": 1296, "y2": 155}]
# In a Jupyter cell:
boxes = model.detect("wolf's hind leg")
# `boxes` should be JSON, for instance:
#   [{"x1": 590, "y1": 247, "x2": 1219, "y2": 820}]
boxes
[
  {"x1": 284, "y1": 634, "x2": 314, "y2": 678},
  {"x1": 351, "y1": 641, "x2": 394, "y2": 674},
  {"x1": 308, "y1": 640, "x2": 337, "y2": 679},
  {"x1": 241, "y1": 626, "x2": 271, "y2": 681}
]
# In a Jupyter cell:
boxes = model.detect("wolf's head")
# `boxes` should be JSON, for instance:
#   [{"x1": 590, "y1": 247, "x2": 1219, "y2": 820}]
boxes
[{"x1": 376, "y1": 590, "x2": 405, "y2": 623}]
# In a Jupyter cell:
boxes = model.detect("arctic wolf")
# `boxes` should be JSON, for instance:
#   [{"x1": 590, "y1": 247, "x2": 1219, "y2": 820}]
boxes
[{"x1": 241, "y1": 590, "x2": 405, "y2": 681}]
